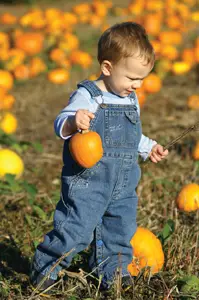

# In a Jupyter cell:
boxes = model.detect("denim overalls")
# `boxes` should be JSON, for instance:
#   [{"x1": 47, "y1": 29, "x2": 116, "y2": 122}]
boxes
[{"x1": 32, "y1": 80, "x2": 142, "y2": 286}]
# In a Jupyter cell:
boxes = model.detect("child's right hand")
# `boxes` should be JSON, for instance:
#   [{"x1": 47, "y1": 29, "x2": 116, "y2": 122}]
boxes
[{"x1": 75, "y1": 109, "x2": 95, "y2": 130}]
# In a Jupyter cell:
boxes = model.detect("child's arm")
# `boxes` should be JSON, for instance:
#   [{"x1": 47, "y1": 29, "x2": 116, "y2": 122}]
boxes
[
  {"x1": 54, "y1": 88, "x2": 97, "y2": 139},
  {"x1": 134, "y1": 92, "x2": 168, "y2": 162}
]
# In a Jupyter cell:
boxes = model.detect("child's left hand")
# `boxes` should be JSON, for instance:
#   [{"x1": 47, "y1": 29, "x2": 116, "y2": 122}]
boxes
[{"x1": 149, "y1": 144, "x2": 169, "y2": 163}]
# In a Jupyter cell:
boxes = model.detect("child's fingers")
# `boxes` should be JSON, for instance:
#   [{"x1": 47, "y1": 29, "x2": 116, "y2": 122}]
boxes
[
  {"x1": 156, "y1": 145, "x2": 164, "y2": 155},
  {"x1": 82, "y1": 110, "x2": 95, "y2": 119},
  {"x1": 163, "y1": 149, "x2": 169, "y2": 156},
  {"x1": 151, "y1": 152, "x2": 161, "y2": 162},
  {"x1": 76, "y1": 110, "x2": 95, "y2": 130},
  {"x1": 150, "y1": 155, "x2": 158, "y2": 163},
  {"x1": 77, "y1": 117, "x2": 90, "y2": 129}
]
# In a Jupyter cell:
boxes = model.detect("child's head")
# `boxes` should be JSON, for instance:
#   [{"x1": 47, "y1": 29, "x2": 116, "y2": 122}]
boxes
[{"x1": 97, "y1": 22, "x2": 155, "y2": 97}]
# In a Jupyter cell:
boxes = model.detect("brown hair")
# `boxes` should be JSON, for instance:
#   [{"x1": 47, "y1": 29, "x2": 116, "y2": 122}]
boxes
[{"x1": 97, "y1": 22, "x2": 155, "y2": 66}]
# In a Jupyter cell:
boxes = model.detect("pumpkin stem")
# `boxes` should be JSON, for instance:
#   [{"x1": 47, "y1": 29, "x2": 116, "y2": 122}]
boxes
[{"x1": 81, "y1": 129, "x2": 90, "y2": 134}]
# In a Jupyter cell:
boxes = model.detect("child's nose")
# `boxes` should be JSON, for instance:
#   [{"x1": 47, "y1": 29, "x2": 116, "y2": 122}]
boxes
[{"x1": 132, "y1": 80, "x2": 142, "y2": 89}]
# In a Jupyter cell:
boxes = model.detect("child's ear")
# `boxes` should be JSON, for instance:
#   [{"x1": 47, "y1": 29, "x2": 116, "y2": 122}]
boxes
[{"x1": 101, "y1": 60, "x2": 112, "y2": 76}]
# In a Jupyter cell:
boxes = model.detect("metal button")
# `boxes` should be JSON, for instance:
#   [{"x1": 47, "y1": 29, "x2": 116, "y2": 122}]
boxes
[
  {"x1": 100, "y1": 103, "x2": 107, "y2": 108},
  {"x1": 97, "y1": 240, "x2": 103, "y2": 247}
]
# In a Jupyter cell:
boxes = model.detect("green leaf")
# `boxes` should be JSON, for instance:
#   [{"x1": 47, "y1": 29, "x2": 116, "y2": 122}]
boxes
[
  {"x1": 25, "y1": 215, "x2": 33, "y2": 227},
  {"x1": 31, "y1": 142, "x2": 43, "y2": 153},
  {"x1": 5, "y1": 174, "x2": 22, "y2": 192},
  {"x1": 68, "y1": 297, "x2": 78, "y2": 300},
  {"x1": 0, "y1": 131, "x2": 17, "y2": 146},
  {"x1": 157, "y1": 219, "x2": 175, "y2": 245},
  {"x1": 22, "y1": 181, "x2": 38, "y2": 200},
  {"x1": 177, "y1": 275, "x2": 199, "y2": 299},
  {"x1": 33, "y1": 205, "x2": 47, "y2": 221}
]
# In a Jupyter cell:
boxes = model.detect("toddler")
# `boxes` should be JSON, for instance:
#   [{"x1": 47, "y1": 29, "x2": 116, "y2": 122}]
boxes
[{"x1": 31, "y1": 22, "x2": 169, "y2": 291}]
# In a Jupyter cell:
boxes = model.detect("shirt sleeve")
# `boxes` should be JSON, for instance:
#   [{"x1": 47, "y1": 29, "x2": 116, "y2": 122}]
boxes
[
  {"x1": 134, "y1": 92, "x2": 157, "y2": 161},
  {"x1": 54, "y1": 87, "x2": 95, "y2": 139}
]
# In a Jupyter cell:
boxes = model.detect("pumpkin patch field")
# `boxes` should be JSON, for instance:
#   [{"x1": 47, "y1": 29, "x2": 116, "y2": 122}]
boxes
[{"x1": 0, "y1": 0, "x2": 199, "y2": 299}]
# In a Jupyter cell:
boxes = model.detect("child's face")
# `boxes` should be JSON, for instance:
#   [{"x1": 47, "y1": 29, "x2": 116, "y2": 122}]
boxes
[{"x1": 103, "y1": 55, "x2": 153, "y2": 97}]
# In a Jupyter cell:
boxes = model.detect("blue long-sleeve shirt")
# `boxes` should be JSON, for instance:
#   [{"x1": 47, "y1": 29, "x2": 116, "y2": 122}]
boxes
[{"x1": 54, "y1": 82, "x2": 157, "y2": 160}]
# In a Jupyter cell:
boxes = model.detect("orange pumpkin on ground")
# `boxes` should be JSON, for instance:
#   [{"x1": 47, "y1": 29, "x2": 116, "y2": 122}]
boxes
[
  {"x1": 0, "y1": 94, "x2": 15, "y2": 110},
  {"x1": 0, "y1": 70, "x2": 14, "y2": 90},
  {"x1": 171, "y1": 61, "x2": 191, "y2": 75},
  {"x1": 192, "y1": 142, "x2": 199, "y2": 160},
  {"x1": 0, "y1": 86, "x2": 7, "y2": 101},
  {"x1": 143, "y1": 13, "x2": 162, "y2": 36},
  {"x1": 0, "y1": 13, "x2": 17, "y2": 25},
  {"x1": 142, "y1": 73, "x2": 162, "y2": 93},
  {"x1": 48, "y1": 69, "x2": 69, "y2": 84},
  {"x1": 69, "y1": 50, "x2": 92, "y2": 69},
  {"x1": 13, "y1": 64, "x2": 30, "y2": 80},
  {"x1": 49, "y1": 48, "x2": 66, "y2": 62},
  {"x1": 176, "y1": 183, "x2": 199, "y2": 212},
  {"x1": 136, "y1": 89, "x2": 146, "y2": 108},
  {"x1": 29, "y1": 57, "x2": 47, "y2": 78},
  {"x1": 0, "y1": 32, "x2": 9, "y2": 49},
  {"x1": 187, "y1": 95, "x2": 199, "y2": 109},
  {"x1": 73, "y1": 3, "x2": 91, "y2": 15},
  {"x1": 0, "y1": 112, "x2": 17, "y2": 134},
  {"x1": 181, "y1": 48, "x2": 195, "y2": 66},
  {"x1": 69, "y1": 130, "x2": 103, "y2": 168},
  {"x1": 15, "y1": 32, "x2": 44, "y2": 56},
  {"x1": 92, "y1": 1, "x2": 108, "y2": 17},
  {"x1": 128, "y1": 227, "x2": 164, "y2": 276}
]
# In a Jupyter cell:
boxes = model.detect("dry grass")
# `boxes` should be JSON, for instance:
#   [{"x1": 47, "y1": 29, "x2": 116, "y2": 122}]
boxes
[{"x1": 0, "y1": 0, "x2": 199, "y2": 299}]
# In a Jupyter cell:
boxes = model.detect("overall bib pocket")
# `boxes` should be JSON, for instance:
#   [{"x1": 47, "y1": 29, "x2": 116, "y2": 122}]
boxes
[{"x1": 104, "y1": 110, "x2": 139, "y2": 149}]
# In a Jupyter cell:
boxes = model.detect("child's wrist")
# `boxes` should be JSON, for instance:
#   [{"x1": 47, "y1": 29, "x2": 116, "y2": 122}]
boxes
[{"x1": 62, "y1": 116, "x2": 77, "y2": 136}]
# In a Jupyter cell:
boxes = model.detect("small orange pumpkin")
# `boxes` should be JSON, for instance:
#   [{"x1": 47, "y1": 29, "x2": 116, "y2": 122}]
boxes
[
  {"x1": 69, "y1": 50, "x2": 92, "y2": 69},
  {"x1": 136, "y1": 88, "x2": 146, "y2": 108},
  {"x1": 0, "y1": 70, "x2": 14, "y2": 90},
  {"x1": 176, "y1": 183, "x2": 199, "y2": 212},
  {"x1": 171, "y1": 61, "x2": 191, "y2": 75},
  {"x1": 0, "y1": 112, "x2": 17, "y2": 134},
  {"x1": 92, "y1": 1, "x2": 108, "y2": 18},
  {"x1": 128, "y1": 227, "x2": 164, "y2": 276},
  {"x1": 181, "y1": 48, "x2": 195, "y2": 66},
  {"x1": 0, "y1": 86, "x2": 7, "y2": 101},
  {"x1": 144, "y1": 13, "x2": 162, "y2": 36},
  {"x1": 0, "y1": 94, "x2": 15, "y2": 110},
  {"x1": 47, "y1": 68, "x2": 69, "y2": 84},
  {"x1": 13, "y1": 64, "x2": 30, "y2": 80},
  {"x1": 73, "y1": 3, "x2": 91, "y2": 15},
  {"x1": 187, "y1": 95, "x2": 199, "y2": 109},
  {"x1": 29, "y1": 57, "x2": 46, "y2": 78},
  {"x1": 0, "y1": 13, "x2": 17, "y2": 25},
  {"x1": 142, "y1": 73, "x2": 162, "y2": 93},
  {"x1": 69, "y1": 130, "x2": 103, "y2": 168},
  {"x1": 15, "y1": 32, "x2": 44, "y2": 56},
  {"x1": 192, "y1": 142, "x2": 199, "y2": 160},
  {"x1": 49, "y1": 48, "x2": 66, "y2": 62},
  {"x1": 0, "y1": 32, "x2": 9, "y2": 49}
]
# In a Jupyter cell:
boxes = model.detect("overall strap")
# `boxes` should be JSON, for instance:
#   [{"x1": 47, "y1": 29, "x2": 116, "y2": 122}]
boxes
[
  {"x1": 128, "y1": 91, "x2": 138, "y2": 110},
  {"x1": 128, "y1": 91, "x2": 136, "y2": 103},
  {"x1": 77, "y1": 80, "x2": 103, "y2": 98}
]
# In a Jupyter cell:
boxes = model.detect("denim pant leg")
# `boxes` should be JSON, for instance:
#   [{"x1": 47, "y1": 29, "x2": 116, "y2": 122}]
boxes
[
  {"x1": 89, "y1": 191, "x2": 138, "y2": 283},
  {"x1": 32, "y1": 173, "x2": 107, "y2": 280}
]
